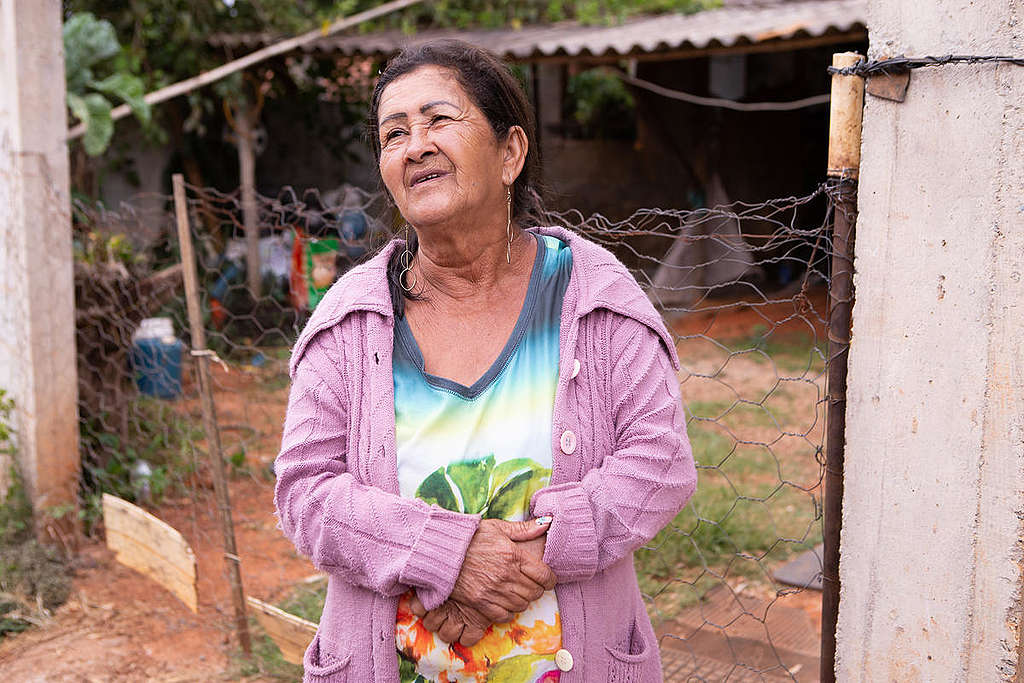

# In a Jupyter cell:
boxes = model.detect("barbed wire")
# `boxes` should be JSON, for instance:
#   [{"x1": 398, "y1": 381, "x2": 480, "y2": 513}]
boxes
[{"x1": 828, "y1": 54, "x2": 1024, "y2": 77}]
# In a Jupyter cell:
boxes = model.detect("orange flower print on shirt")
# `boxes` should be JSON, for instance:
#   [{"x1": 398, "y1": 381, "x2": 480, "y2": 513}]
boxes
[
  {"x1": 395, "y1": 458, "x2": 563, "y2": 682},
  {"x1": 397, "y1": 591, "x2": 437, "y2": 662}
]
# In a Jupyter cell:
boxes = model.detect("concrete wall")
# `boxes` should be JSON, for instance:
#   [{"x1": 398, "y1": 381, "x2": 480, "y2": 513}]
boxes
[
  {"x1": 837, "y1": 0, "x2": 1024, "y2": 679},
  {"x1": 0, "y1": 0, "x2": 79, "y2": 525}
]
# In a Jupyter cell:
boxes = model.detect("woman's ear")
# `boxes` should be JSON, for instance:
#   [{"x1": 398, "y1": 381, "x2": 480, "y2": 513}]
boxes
[{"x1": 501, "y1": 125, "x2": 528, "y2": 187}]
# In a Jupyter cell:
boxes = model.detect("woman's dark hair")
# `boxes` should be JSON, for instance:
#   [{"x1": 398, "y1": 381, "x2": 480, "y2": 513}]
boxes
[{"x1": 368, "y1": 39, "x2": 545, "y2": 315}]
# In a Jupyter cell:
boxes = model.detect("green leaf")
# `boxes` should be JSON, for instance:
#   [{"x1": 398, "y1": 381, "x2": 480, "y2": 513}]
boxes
[
  {"x1": 445, "y1": 455, "x2": 495, "y2": 515},
  {"x1": 485, "y1": 469, "x2": 549, "y2": 521},
  {"x1": 485, "y1": 459, "x2": 550, "y2": 520},
  {"x1": 67, "y1": 92, "x2": 114, "y2": 156},
  {"x1": 486, "y1": 653, "x2": 553, "y2": 681},
  {"x1": 489, "y1": 458, "x2": 547, "y2": 500},
  {"x1": 89, "y1": 72, "x2": 151, "y2": 126},
  {"x1": 416, "y1": 468, "x2": 459, "y2": 511},
  {"x1": 63, "y1": 13, "x2": 120, "y2": 91}
]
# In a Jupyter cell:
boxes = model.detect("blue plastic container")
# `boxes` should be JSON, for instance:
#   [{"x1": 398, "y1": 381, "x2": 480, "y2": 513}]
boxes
[{"x1": 131, "y1": 318, "x2": 183, "y2": 399}]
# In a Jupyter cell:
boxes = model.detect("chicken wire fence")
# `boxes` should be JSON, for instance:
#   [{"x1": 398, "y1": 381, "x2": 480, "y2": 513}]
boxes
[{"x1": 72, "y1": 179, "x2": 844, "y2": 681}]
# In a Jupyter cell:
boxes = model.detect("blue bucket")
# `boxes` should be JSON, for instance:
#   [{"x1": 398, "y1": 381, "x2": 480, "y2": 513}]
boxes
[{"x1": 132, "y1": 318, "x2": 183, "y2": 399}]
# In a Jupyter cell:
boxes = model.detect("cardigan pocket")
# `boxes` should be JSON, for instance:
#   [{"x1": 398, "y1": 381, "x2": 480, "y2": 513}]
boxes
[
  {"x1": 303, "y1": 632, "x2": 351, "y2": 683},
  {"x1": 604, "y1": 616, "x2": 656, "y2": 683}
]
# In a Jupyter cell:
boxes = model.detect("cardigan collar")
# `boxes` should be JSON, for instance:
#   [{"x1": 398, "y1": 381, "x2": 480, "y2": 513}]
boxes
[{"x1": 290, "y1": 226, "x2": 678, "y2": 375}]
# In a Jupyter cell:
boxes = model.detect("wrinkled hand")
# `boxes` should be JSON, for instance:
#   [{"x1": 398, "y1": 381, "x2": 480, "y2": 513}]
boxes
[
  {"x1": 413, "y1": 521, "x2": 553, "y2": 646},
  {"x1": 448, "y1": 518, "x2": 556, "y2": 624},
  {"x1": 410, "y1": 593, "x2": 491, "y2": 646}
]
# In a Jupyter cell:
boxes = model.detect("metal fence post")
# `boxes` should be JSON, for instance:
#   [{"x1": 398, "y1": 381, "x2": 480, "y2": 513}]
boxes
[
  {"x1": 820, "y1": 51, "x2": 864, "y2": 683},
  {"x1": 172, "y1": 173, "x2": 253, "y2": 657}
]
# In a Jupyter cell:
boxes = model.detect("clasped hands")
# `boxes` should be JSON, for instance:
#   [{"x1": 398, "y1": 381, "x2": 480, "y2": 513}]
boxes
[{"x1": 409, "y1": 517, "x2": 556, "y2": 647}]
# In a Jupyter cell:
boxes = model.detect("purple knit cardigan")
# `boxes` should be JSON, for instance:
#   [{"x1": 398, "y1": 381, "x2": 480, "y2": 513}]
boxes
[{"x1": 274, "y1": 226, "x2": 696, "y2": 682}]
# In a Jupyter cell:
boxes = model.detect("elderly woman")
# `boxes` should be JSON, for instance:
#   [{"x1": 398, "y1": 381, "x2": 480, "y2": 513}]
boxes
[{"x1": 275, "y1": 39, "x2": 696, "y2": 683}]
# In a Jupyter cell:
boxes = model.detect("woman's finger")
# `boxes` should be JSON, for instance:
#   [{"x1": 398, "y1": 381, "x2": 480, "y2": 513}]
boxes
[
  {"x1": 460, "y1": 624, "x2": 487, "y2": 647},
  {"x1": 498, "y1": 578, "x2": 545, "y2": 606},
  {"x1": 474, "y1": 600, "x2": 514, "y2": 624},
  {"x1": 482, "y1": 587, "x2": 531, "y2": 614},
  {"x1": 515, "y1": 549, "x2": 557, "y2": 590},
  {"x1": 436, "y1": 613, "x2": 465, "y2": 644},
  {"x1": 496, "y1": 517, "x2": 551, "y2": 542},
  {"x1": 422, "y1": 607, "x2": 447, "y2": 632},
  {"x1": 409, "y1": 594, "x2": 427, "y2": 618}
]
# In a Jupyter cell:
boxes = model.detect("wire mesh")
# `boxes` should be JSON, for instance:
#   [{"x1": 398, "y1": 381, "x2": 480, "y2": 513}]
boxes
[{"x1": 71, "y1": 179, "x2": 844, "y2": 681}]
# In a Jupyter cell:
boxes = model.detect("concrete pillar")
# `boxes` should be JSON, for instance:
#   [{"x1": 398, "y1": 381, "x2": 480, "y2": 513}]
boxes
[
  {"x1": 837, "y1": 0, "x2": 1024, "y2": 679},
  {"x1": 0, "y1": 0, "x2": 79, "y2": 533}
]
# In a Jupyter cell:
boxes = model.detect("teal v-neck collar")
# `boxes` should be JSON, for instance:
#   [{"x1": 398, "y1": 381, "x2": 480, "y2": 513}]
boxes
[{"x1": 394, "y1": 234, "x2": 545, "y2": 400}]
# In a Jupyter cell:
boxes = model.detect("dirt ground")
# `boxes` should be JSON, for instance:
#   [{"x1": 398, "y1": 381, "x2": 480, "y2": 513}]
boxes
[
  {"x1": 0, "y1": 475, "x2": 311, "y2": 681},
  {"x1": 0, "y1": 291, "x2": 830, "y2": 681}
]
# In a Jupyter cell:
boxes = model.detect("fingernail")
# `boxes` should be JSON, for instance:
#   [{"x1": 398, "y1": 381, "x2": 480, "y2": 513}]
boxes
[{"x1": 535, "y1": 516, "x2": 553, "y2": 526}]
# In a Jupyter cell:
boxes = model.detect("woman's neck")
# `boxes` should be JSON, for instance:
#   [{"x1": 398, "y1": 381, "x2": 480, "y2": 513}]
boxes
[{"x1": 411, "y1": 225, "x2": 533, "y2": 305}]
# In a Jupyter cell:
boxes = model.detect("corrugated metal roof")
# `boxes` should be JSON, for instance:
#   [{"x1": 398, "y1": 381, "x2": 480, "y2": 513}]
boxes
[{"x1": 210, "y1": 0, "x2": 866, "y2": 62}]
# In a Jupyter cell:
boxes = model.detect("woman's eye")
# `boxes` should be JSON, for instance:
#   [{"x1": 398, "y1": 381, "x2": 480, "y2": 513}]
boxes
[
  {"x1": 383, "y1": 129, "x2": 406, "y2": 143},
  {"x1": 430, "y1": 114, "x2": 451, "y2": 124}
]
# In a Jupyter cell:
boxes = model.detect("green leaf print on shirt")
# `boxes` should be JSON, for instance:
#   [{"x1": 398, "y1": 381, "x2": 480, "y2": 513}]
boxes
[
  {"x1": 415, "y1": 456, "x2": 550, "y2": 520},
  {"x1": 486, "y1": 653, "x2": 558, "y2": 681}
]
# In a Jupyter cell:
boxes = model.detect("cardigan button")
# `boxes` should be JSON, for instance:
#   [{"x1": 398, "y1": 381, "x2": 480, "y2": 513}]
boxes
[
  {"x1": 560, "y1": 430, "x2": 577, "y2": 455},
  {"x1": 555, "y1": 648, "x2": 574, "y2": 671},
  {"x1": 571, "y1": 358, "x2": 581, "y2": 379}
]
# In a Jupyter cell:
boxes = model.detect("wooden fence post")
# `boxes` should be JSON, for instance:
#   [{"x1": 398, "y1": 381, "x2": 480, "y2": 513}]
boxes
[
  {"x1": 820, "y1": 51, "x2": 864, "y2": 683},
  {"x1": 236, "y1": 104, "x2": 261, "y2": 301},
  {"x1": 172, "y1": 173, "x2": 253, "y2": 656}
]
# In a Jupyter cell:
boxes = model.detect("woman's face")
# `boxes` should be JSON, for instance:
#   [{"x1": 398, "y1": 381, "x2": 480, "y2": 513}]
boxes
[{"x1": 376, "y1": 65, "x2": 516, "y2": 231}]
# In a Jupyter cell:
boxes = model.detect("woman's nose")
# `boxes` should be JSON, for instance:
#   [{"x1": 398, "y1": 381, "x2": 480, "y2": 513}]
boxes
[{"x1": 405, "y1": 124, "x2": 436, "y2": 162}]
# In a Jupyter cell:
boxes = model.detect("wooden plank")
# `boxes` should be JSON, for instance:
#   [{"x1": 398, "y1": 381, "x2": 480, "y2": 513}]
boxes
[
  {"x1": 102, "y1": 493, "x2": 198, "y2": 613},
  {"x1": 246, "y1": 596, "x2": 317, "y2": 666}
]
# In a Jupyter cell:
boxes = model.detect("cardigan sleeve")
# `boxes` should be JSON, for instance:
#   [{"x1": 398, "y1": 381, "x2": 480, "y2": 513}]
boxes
[
  {"x1": 273, "y1": 327, "x2": 480, "y2": 610},
  {"x1": 529, "y1": 315, "x2": 696, "y2": 582}
]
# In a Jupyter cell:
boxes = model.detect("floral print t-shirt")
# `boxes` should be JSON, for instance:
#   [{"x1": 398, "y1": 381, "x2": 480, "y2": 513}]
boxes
[{"x1": 393, "y1": 234, "x2": 572, "y2": 683}]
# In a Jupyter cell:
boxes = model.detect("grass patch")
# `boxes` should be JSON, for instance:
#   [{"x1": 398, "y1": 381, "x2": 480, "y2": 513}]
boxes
[
  {"x1": 637, "y1": 414, "x2": 823, "y2": 622},
  {"x1": 239, "y1": 580, "x2": 326, "y2": 680},
  {"x1": 724, "y1": 325, "x2": 827, "y2": 376},
  {"x1": 279, "y1": 580, "x2": 327, "y2": 624},
  {"x1": 79, "y1": 395, "x2": 204, "y2": 533},
  {"x1": 229, "y1": 617, "x2": 304, "y2": 680},
  {"x1": 0, "y1": 391, "x2": 72, "y2": 638}
]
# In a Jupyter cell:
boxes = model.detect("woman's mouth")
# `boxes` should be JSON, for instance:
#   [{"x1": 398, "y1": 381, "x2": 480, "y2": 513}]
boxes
[{"x1": 410, "y1": 171, "x2": 448, "y2": 187}]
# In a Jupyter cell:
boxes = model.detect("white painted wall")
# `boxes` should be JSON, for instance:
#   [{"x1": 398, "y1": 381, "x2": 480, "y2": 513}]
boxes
[
  {"x1": 837, "y1": 0, "x2": 1024, "y2": 679},
  {"x1": 0, "y1": 0, "x2": 79, "y2": 524}
]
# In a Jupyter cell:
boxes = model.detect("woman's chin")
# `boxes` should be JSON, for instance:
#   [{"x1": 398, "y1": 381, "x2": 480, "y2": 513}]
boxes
[{"x1": 402, "y1": 204, "x2": 463, "y2": 231}]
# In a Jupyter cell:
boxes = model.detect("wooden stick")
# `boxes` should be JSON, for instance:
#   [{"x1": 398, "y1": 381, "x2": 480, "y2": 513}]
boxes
[
  {"x1": 827, "y1": 52, "x2": 866, "y2": 179},
  {"x1": 820, "y1": 50, "x2": 863, "y2": 683},
  {"x1": 236, "y1": 106, "x2": 261, "y2": 300},
  {"x1": 67, "y1": 0, "x2": 424, "y2": 140},
  {"x1": 172, "y1": 173, "x2": 253, "y2": 656}
]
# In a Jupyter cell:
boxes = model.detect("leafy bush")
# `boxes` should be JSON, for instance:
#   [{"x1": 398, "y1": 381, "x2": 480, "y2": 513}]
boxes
[
  {"x1": 0, "y1": 391, "x2": 72, "y2": 638},
  {"x1": 0, "y1": 392, "x2": 30, "y2": 547},
  {"x1": 565, "y1": 68, "x2": 636, "y2": 139},
  {"x1": 79, "y1": 397, "x2": 202, "y2": 534},
  {"x1": 64, "y1": 12, "x2": 151, "y2": 156}
]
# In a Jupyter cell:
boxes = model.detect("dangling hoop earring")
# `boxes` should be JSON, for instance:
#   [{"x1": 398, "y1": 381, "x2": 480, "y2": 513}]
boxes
[
  {"x1": 399, "y1": 223, "x2": 417, "y2": 292},
  {"x1": 505, "y1": 186, "x2": 513, "y2": 265}
]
